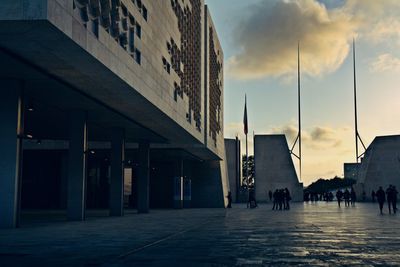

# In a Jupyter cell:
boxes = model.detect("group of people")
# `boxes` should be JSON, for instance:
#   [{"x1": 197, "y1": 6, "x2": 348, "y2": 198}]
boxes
[
  {"x1": 373, "y1": 185, "x2": 398, "y2": 214},
  {"x1": 304, "y1": 192, "x2": 334, "y2": 202},
  {"x1": 269, "y1": 188, "x2": 292, "y2": 210},
  {"x1": 227, "y1": 185, "x2": 399, "y2": 215},
  {"x1": 336, "y1": 188, "x2": 357, "y2": 207}
]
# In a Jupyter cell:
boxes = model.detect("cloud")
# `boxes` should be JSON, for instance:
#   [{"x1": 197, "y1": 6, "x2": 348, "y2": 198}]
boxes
[
  {"x1": 228, "y1": 0, "x2": 356, "y2": 79},
  {"x1": 345, "y1": 1, "x2": 400, "y2": 47},
  {"x1": 310, "y1": 126, "x2": 336, "y2": 141},
  {"x1": 369, "y1": 53, "x2": 400, "y2": 73},
  {"x1": 271, "y1": 124, "x2": 298, "y2": 142},
  {"x1": 271, "y1": 123, "x2": 349, "y2": 150},
  {"x1": 227, "y1": 0, "x2": 400, "y2": 80}
]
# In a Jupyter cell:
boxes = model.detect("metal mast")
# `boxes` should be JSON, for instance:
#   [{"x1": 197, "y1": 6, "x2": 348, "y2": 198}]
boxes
[
  {"x1": 353, "y1": 38, "x2": 367, "y2": 162},
  {"x1": 353, "y1": 39, "x2": 359, "y2": 163},
  {"x1": 290, "y1": 42, "x2": 302, "y2": 181}
]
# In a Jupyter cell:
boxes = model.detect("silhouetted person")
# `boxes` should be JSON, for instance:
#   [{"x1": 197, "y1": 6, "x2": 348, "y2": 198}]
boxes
[
  {"x1": 329, "y1": 192, "x2": 334, "y2": 201},
  {"x1": 386, "y1": 185, "x2": 394, "y2": 214},
  {"x1": 344, "y1": 189, "x2": 350, "y2": 207},
  {"x1": 392, "y1": 186, "x2": 398, "y2": 214},
  {"x1": 376, "y1": 186, "x2": 385, "y2": 215},
  {"x1": 226, "y1": 191, "x2": 232, "y2": 208},
  {"x1": 249, "y1": 189, "x2": 257, "y2": 208},
  {"x1": 268, "y1": 190, "x2": 273, "y2": 202},
  {"x1": 278, "y1": 189, "x2": 284, "y2": 210},
  {"x1": 336, "y1": 190, "x2": 343, "y2": 207},
  {"x1": 350, "y1": 187, "x2": 356, "y2": 206},
  {"x1": 371, "y1": 190, "x2": 376, "y2": 203},
  {"x1": 284, "y1": 188, "x2": 291, "y2": 210},
  {"x1": 272, "y1": 189, "x2": 278, "y2": 210}
]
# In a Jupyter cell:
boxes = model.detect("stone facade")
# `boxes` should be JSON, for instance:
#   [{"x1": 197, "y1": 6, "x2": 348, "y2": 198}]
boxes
[
  {"x1": 225, "y1": 138, "x2": 241, "y2": 203},
  {"x1": 354, "y1": 135, "x2": 400, "y2": 201},
  {"x1": 0, "y1": 0, "x2": 228, "y2": 227},
  {"x1": 0, "y1": 0, "x2": 225, "y2": 159},
  {"x1": 254, "y1": 135, "x2": 303, "y2": 202}
]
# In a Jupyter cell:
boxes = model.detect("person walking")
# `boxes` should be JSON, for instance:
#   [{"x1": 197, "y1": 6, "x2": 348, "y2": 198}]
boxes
[
  {"x1": 284, "y1": 188, "x2": 291, "y2": 210},
  {"x1": 344, "y1": 189, "x2": 350, "y2": 207},
  {"x1": 392, "y1": 186, "x2": 398, "y2": 214},
  {"x1": 336, "y1": 189, "x2": 343, "y2": 207},
  {"x1": 272, "y1": 189, "x2": 278, "y2": 210},
  {"x1": 249, "y1": 189, "x2": 257, "y2": 208},
  {"x1": 350, "y1": 187, "x2": 357, "y2": 206},
  {"x1": 376, "y1": 186, "x2": 386, "y2": 215},
  {"x1": 268, "y1": 190, "x2": 273, "y2": 202},
  {"x1": 386, "y1": 185, "x2": 393, "y2": 214},
  {"x1": 371, "y1": 190, "x2": 376, "y2": 203},
  {"x1": 226, "y1": 191, "x2": 232, "y2": 208},
  {"x1": 278, "y1": 189, "x2": 284, "y2": 210}
]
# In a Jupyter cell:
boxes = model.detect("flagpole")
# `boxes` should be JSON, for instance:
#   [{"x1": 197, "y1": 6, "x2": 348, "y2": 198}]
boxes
[
  {"x1": 246, "y1": 132, "x2": 248, "y2": 188},
  {"x1": 243, "y1": 94, "x2": 249, "y2": 207}
]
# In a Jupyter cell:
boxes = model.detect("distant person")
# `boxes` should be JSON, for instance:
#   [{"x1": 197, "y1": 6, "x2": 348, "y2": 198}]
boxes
[
  {"x1": 249, "y1": 189, "x2": 257, "y2": 208},
  {"x1": 329, "y1": 192, "x2": 334, "y2": 202},
  {"x1": 268, "y1": 190, "x2": 273, "y2": 202},
  {"x1": 278, "y1": 189, "x2": 284, "y2": 210},
  {"x1": 226, "y1": 191, "x2": 232, "y2": 208},
  {"x1": 344, "y1": 189, "x2": 350, "y2": 207},
  {"x1": 284, "y1": 188, "x2": 291, "y2": 210},
  {"x1": 351, "y1": 187, "x2": 357, "y2": 206},
  {"x1": 376, "y1": 186, "x2": 386, "y2": 215},
  {"x1": 336, "y1": 190, "x2": 343, "y2": 207},
  {"x1": 386, "y1": 185, "x2": 394, "y2": 214},
  {"x1": 392, "y1": 186, "x2": 398, "y2": 214},
  {"x1": 272, "y1": 189, "x2": 278, "y2": 210},
  {"x1": 371, "y1": 190, "x2": 376, "y2": 203}
]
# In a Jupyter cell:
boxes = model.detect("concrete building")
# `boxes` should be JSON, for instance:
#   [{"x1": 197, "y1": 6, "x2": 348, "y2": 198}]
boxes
[
  {"x1": 354, "y1": 135, "x2": 400, "y2": 201},
  {"x1": 343, "y1": 163, "x2": 360, "y2": 181},
  {"x1": 0, "y1": 0, "x2": 228, "y2": 228},
  {"x1": 224, "y1": 138, "x2": 241, "y2": 203},
  {"x1": 254, "y1": 135, "x2": 303, "y2": 202}
]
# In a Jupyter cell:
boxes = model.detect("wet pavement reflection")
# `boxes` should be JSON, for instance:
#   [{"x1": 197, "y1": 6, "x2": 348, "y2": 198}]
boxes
[{"x1": 0, "y1": 202, "x2": 399, "y2": 266}]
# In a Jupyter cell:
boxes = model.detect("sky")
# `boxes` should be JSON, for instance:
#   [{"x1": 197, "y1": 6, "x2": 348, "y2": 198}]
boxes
[{"x1": 205, "y1": 0, "x2": 400, "y2": 186}]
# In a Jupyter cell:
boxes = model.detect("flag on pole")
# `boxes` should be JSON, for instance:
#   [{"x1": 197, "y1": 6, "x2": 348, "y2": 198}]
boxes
[{"x1": 243, "y1": 95, "x2": 248, "y2": 135}]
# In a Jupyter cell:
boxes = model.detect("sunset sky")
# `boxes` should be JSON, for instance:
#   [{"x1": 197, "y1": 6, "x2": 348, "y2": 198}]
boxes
[{"x1": 205, "y1": 0, "x2": 400, "y2": 185}]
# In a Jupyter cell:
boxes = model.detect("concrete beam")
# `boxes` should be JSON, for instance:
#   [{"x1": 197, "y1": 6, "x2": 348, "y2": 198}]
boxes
[
  {"x1": 137, "y1": 142, "x2": 150, "y2": 213},
  {"x1": 67, "y1": 110, "x2": 88, "y2": 221},
  {"x1": 110, "y1": 128, "x2": 125, "y2": 216},
  {"x1": 0, "y1": 80, "x2": 23, "y2": 228}
]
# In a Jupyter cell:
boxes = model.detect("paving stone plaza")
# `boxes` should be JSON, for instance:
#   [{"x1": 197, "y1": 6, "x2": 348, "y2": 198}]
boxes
[{"x1": 1, "y1": 202, "x2": 400, "y2": 266}]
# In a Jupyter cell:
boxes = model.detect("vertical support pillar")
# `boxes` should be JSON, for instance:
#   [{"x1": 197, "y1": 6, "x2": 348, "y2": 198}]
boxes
[
  {"x1": 110, "y1": 128, "x2": 125, "y2": 216},
  {"x1": 0, "y1": 80, "x2": 23, "y2": 228},
  {"x1": 137, "y1": 142, "x2": 150, "y2": 213},
  {"x1": 67, "y1": 110, "x2": 87, "y2": 221}
]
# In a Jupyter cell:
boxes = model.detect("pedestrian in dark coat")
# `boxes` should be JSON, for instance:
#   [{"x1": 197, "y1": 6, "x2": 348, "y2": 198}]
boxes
[
  {"x1": 376, "y1": 186, "x2": 386, "y2": 215},
  {"x1": 344, "y1": 189, "x2": 350, "y2": 207},
  {"x1": 350, "y1": 187, "x2": 357, "y2": 206},
  {"x1": 284, "y1": 188, "x2": 291, "y2": 210},
  {"x1": 336, "y1": 190, "x2": 343, "y2": 207},
  {"x1": 226, "y1": 191, "x2": 232, "y2": 208},
  {"x1": 393, "y1": 186, "x2": 398, "y2": 214},
  {"x1": 387, "y1": 185, "x2": 394, "y2": 214}
]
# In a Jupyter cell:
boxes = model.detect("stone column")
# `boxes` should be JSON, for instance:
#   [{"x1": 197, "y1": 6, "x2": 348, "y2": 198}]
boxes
[
  {"x1": 67, "y1": 110, "x2": 88, "y2": 221},
  {"x1": 109, "y1": 128, "x2": 125, "y2": 216},
  {"x1": 0, "y1": 80, "x2": 23, "y2": 228},
  {"x1": 137, "y1": 142, "x2": 150, "y2": 213}
]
